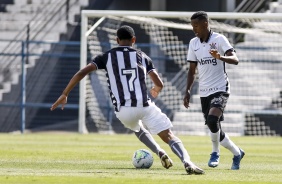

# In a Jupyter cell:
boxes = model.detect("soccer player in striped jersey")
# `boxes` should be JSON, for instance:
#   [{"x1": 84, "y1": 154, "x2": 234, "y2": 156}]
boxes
[
  {"x1": 51, "y1": 25, "x2": 204, "y2": 174},
  {"x1": 183, "y1": 11, "x2": 245, "y2": 170}
]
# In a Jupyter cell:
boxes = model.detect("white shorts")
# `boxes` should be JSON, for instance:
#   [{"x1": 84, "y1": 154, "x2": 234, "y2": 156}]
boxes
[{"x1": 115, "y1": 103, "x2": 173, "y2": 135}]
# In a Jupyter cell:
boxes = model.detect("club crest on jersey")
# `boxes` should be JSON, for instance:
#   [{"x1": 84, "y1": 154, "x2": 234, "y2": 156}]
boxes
[{"x1": 209, "y1": 42, "x2": 217, "y2": 50}]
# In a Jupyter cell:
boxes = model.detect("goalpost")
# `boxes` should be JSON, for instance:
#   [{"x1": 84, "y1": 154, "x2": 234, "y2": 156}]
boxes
[{"x1": 79, "y1": 10, "x2": 282, "y2": 135}]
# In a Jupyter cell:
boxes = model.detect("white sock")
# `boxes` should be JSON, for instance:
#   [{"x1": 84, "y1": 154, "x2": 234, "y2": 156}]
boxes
[
  {"x1": 220, "y1": 134, "x2": 240, "y2": 156},
  {"x1": 210, "y1": 130, "x2": 220, "y2": 153}
]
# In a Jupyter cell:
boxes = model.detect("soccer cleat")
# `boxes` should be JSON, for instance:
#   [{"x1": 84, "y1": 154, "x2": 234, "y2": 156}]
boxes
[
  {"x1": 208, "y1": 152, "x2": 220, "y2": 168},
  {"x1": 158, "y1": 150, "x2": 173, "y2": 169},
  {"x1": 184, "y1": 162, "x2": 205, "y2": 175},
  {"x1": 231, "y1": 148, "x2": 245, "y2": 170}
]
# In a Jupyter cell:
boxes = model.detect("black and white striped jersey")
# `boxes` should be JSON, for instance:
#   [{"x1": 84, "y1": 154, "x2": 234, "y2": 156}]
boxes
[{"x1": 92, "y1": 46, "x2": 155, "y2": 111}]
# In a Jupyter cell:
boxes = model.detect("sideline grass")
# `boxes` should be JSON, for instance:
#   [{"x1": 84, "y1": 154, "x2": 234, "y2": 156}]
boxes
[{"x1": 0, "y1": 133, "x2": 281, "y2": 184}]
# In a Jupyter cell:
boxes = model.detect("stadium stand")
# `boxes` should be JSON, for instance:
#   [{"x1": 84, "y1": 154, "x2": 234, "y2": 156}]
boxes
[
  {"x1": 0, "y1": 0, "x2": 89, "y2": 132},
  {"x1": 235, "y1": 0, "x2": 282, "y2": 136}
]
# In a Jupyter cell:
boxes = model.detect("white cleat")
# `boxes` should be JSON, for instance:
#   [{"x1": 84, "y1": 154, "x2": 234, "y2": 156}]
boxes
[
  {"x1": 184, "y1": 162, "x2": 205, "y2": 175},
  {"x1": 158, "y1": 151, "x2": 173, "y2": 169}
]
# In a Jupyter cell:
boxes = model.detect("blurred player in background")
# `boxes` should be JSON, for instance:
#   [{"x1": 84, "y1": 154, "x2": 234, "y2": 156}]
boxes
[
  {"x1": 51, "y1": 25, "x2": 204, "y2": 174},
  {"x1": 183, "y1": 11, "x2": 245, "y2": 170}
]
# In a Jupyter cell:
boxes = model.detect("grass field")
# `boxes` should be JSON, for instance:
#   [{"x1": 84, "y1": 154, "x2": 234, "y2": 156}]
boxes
[{"x1": 0, "y1": 133, "x2": 281, "y2": 184}]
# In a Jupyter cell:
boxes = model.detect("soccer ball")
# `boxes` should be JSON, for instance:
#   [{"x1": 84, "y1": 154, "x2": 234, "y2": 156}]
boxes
[{"x1": 132, "y1": 149, "x2": 154, "y2": 169}]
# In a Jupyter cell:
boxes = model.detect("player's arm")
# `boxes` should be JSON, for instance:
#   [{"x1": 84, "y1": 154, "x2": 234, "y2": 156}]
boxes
[
  {"x1": 50, "y1": 63, "x2": 97, "y2": 111},
  {"x1": 148, "y1": 70, "x2": 164, "y2": 98},
  {"x1": 209, "y1": 49, "x2": 239, "y2": 65},
  {"x1": 183, "y1": 62, "x2": 197, "y2": 108}
]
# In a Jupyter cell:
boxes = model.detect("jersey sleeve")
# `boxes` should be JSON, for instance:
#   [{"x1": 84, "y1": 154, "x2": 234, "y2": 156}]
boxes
[
  {"x1": 91, "y1": 53, "x2": 108, "y2": 69},
  {"x1": 220, "y1": 35, "x2": 234, "y2": 55},
  {"x1": 187, "y1": 40, "x2": 197, "y2": 63},
  {"x1": 142, "y1": 53, "x2": 155, "y2": 74}
]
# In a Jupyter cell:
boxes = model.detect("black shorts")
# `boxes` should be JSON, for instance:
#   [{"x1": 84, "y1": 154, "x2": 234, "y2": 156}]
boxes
[{"x1": 200, "y1": 92, "x2": 229, "y2": 123}]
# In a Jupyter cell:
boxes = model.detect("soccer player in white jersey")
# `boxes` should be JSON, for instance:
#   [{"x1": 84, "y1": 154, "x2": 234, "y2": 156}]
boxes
[
  {"x1": 51, "y1": 25, "x2": 204, "y2": 174},
  {"x1": 183, "y1": 11, "x2": 245, "y2": 170}
]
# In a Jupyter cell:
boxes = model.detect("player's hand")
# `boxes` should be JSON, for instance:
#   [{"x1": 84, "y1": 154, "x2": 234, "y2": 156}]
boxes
[
  {"x1": 209, "y1": 49, "x2": 221, "y2": 59},
  {"x1": 150, "y1": 87, "x2": 160, "y2": 98},
  {"x1": 50, "y1": 94, "x2": 68, "y2": 111},
  {"x1": 183, "y1": 92, "x2": 191, "y2": 108}
]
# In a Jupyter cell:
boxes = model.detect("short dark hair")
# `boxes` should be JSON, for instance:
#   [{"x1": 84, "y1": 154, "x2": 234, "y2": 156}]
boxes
[
  {"x1": 117, "y1": 25, "x2": 135, "y2": 40},
  {"x1": 191, "y1": 11, "x2": 208, "y2": 21}
]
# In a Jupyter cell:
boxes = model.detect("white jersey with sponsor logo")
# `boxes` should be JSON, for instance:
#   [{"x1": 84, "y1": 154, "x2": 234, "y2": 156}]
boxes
[{"x1": 187, "y1": 32, "x2": 233, "y2": 97}]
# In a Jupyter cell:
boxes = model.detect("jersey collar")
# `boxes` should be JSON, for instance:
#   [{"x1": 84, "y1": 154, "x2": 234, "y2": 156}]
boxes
[{"x1": 200, "y1": 30, "x2": 213, "y2": 43}]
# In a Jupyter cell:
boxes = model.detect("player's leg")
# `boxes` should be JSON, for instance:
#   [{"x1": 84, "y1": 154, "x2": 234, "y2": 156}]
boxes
[
  {"x1": 204, "y1": 92, "x2": 230, "y2": 168},
  {"x1": 219, "y1": 123, "x2": 245, "y2": 170},
  {"x1": 157, "y1": 129, "x2": 191, "y2": 163},
  {"x1": 142, "y1": 103, "x2": 204, "y2": 174},
  {"x1": 201, "y1": 95, "x2": 220, "y2": 168},
  {"x1": 207, "y1": 92, "x2": 245, "y2": 170},
  {"x1": 139, "y1": 105, "x2": 174, "y2": 169},
  {"x1": 206, "y1": 108, "x2": 221, "y2": 168},
  {"x1": 219, "y1": 124, "x2": 240, "y2": 155},
  {"x1": 135, "y1": 126, "x2": 175, "y2": 169},
  {"x1": 158, "y1": 129, "x2": 204, "y2": 174},
  {"x1": 134, "y1": 126, "x2": 165, "y2": 159},
  {"x1": 115, "y1": 106, "x2": 171, "y2": 169}
]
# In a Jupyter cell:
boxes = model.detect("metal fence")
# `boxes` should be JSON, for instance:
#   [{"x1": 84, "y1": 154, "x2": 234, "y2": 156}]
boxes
[{"x1": 0, "y1": 39, "x2": 81, "y2": 133}]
